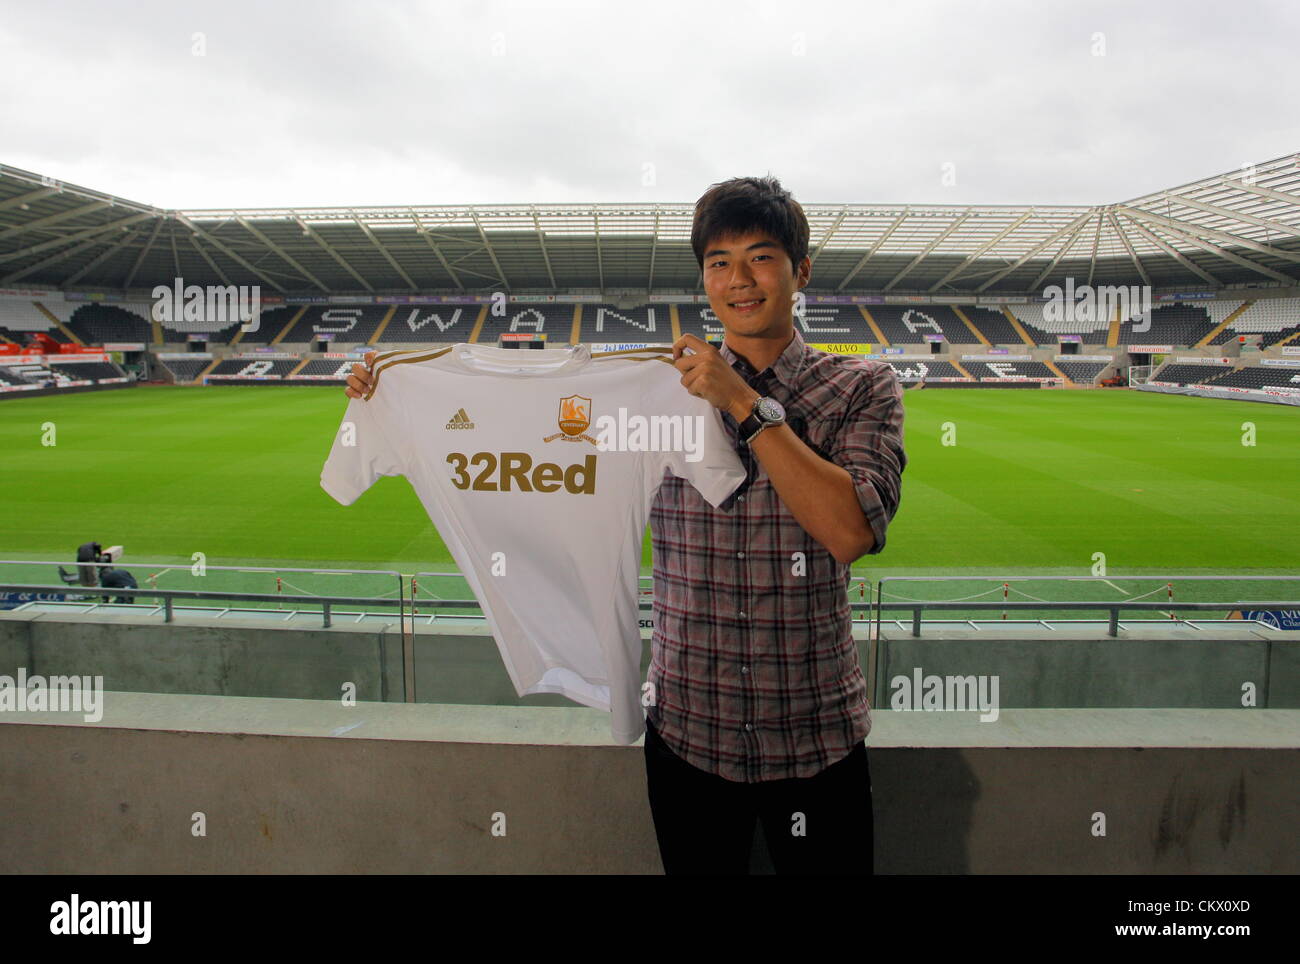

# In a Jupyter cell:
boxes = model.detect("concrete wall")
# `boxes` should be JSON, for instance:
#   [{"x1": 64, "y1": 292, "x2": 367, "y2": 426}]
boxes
[
  {"x1": 1, "y1": 610, "x2": 1294, "y2": 708},
  {"x1": 875, "y1": 632, "x2": 1296, "y2": 708},
  {"x1": 1, "y1": 694, "x2": 1295, "y2": 874}
]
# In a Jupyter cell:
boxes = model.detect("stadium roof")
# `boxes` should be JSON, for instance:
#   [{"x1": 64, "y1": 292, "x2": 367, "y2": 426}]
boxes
[{"x1": 2, "y1": 153, "x2": 1298, "y2": 298}]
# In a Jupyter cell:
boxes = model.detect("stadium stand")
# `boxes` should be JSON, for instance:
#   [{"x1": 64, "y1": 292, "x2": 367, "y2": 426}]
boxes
[
  {"x1": 576, "y1": 304, "x2": 673, "y2": 344},
  {"x1": 868, "y1": 305, "x2": 973, "y2": 345},
  {"x1": 292, "y1": 358, "x2": 358, "y2": 380},
  {"x1": 473, "y1": 303, "x2": 573, "y2": 345},
  {"x1": 155, "y1": 358, "x2": 211, "y2": 382},
  {"x1": 964, "y1": 360, "x2": 1059, "y2": 380},
  {"x1": 1, "y1": 361, "x2": 64, "y2": 385},
  {"x1": 1151, "y1": 363, "x2": 1233, "y2": 386},
  {"x1": 675, "y1": 303, "x2": 728, "y2": 340},
  {"x1": 63, "y1": 303, "x2": 154, "y2": 345},
  {"x1": 46, "y1": 361, "x2": 126, "y2": 382},
  {"x1": 46, "y1": 361, "x2": 124, "y2": 381},
  {"x1": 204, "y1": 358, "x2": 300, "y2": 379},
  {"x1": 793, "y1": 306, "x2": 879, "y2": 344},
  {"x1": 1209, "y1": 298, "x2": 1300, "y2": 347},
  {"x1": 379, "y1": 304, "x2": 478, "y2": 344},
  {"x1": 273, "y1": 306, "x2": 391, "y2": 346},
  {"x1": 0, "y1": 367, "x2": 38, "y2": 387},
  {"x1": 227, "y1": 306, "x2": 295, "y2": 345},
  {"x1": 1054, "y1": 360, "x2": 1110, "y2": 384},
  {"x1": 1210, "y1": 365, "x2": 1300, "y2": 391},
  {"x1": 961, "y1": 306, "x2": 1026, "y2": 345},
  {"x1": 675, "y1": 302, "x2": 880, "y2": 343},
  {"x1": 0, "y1": 299, "x2": 47, "y2": 329},
  {"x1": 879, "y1": 359, "x2": 967, "y2": 382},
  {"x1": 1005, "y1": 302, "x2": 1085, "y2": 345},
  {"x1": 1116, "y1": 303, "x2": 1219, "y2": 346},
  {"x1": 0, "y1": 299, "x2": 72, "y2": 341}
]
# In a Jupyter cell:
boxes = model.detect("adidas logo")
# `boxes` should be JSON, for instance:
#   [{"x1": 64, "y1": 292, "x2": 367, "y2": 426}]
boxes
[{"x1": 445, "y1": 407, "x2": 475, "y2": 430}]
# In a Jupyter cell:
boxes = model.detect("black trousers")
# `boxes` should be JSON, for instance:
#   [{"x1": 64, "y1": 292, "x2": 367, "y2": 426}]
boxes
[{"x1": 643, "y1": 718, "x2": 873, "y2": 876}]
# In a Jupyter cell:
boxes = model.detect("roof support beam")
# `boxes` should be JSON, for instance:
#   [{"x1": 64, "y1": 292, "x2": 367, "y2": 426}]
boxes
[
  {"x1": 1220, "y1": 177, "x2": 1300, "y2": 208},
  {"x1": 1113, "y1": 212, "x2": 1217, "y2": 286},
  {"x1": 1107, "y1": 208, "x2": 1154, "y2": 288},
  {"x1": 123, "y1": 217, "x2": 165, "y2": 289},
  {"x1": 1117, "y1": 204, "x2": 1300, "y2": 265},
  {"x1": 1086, "y1": 210, "x2": 1103, "y2": 287},
  {"x1": 976, "y1": 210, "x2": 1094, "y2": 292},
  {"x1": 811, "y1": 208, "x2": 848, "y2": 267},
  {"x1": 2, "y1": 232, "x2": 118, "y2": 284},
  {"x1": 172, "y1": 214, "x2": 286, "y2": 291},
  {"x1": 237, "y1": 216, "x2": 332, "y2": 291},
  {"x1": 837, "y1": 210, "x2": 909, "y2": 290},
  {"x1": 531, "y1": 206, "x2": 558, "y2": 292},
  {"x1": 0, "y1": 200, "x2": 110, "y2": 241},
  {"x1": 295, "y1": 217, "x2": 374, "y2": 292},
  {"x1": 884, "y1": 212, "x2": 972, "y2": 290},
  {"x1": 929, "y1": 210, "x2": 1034, "y2": 290},
  {"x1": 1168, "y1": 192, "x2": 1300, "y2": 237},
  {"x1": 645, "y1": 208, "x2": 659, "y2": 294},
  {"x1": 1118, "y1": 211, "x2": 1294, "y2": 285},
  {"x1": 469, "y1": 208, "x2": 509, "y2": 292},
  {"x1": 63, "y1": 228, "x2": 145, "y2": 286},
  {"x1": 0, "y1": 185, "x2": 59, "y2": 213},
  {"x1": 1028, "y1": 213, "x2": 1092, "y2": 291},
  {"x1": 0, "y1": 212, "x2": 155, "y2": 264},
  {"x1": 593, "y1": 210, "x2": 604, "y2": 294},
  {"x1": 189, "y1": 233, "x2": 235, "y2": 288},
  {"x1": 408, "y1": 211, "x2": 467, "y2": 292}
]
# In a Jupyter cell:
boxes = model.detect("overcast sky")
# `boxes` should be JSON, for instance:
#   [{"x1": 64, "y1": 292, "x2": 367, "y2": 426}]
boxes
[{"x1": 1, "y1": 0, "x2": 1294, "y2": 211}]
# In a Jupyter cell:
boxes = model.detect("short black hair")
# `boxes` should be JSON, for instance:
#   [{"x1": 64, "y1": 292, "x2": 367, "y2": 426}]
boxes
[{"x1": 691, "y1": 175, "x2": 810, "y2": 276}]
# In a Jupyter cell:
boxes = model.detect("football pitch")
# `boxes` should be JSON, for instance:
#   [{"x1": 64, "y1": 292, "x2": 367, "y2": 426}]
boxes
[{"x1": 1, "y1": 384, "x2": 1298, "y2": 615}]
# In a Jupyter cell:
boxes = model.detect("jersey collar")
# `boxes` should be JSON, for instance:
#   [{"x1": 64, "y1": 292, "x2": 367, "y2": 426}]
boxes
[{"x1": 451, "y1": 342, "x2": 591, "y2": 376}]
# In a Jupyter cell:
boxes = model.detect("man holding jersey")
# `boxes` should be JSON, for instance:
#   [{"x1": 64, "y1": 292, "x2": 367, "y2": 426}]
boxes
[{"x1": 344, "y1": 175, "x2": 906, "y2": 875}]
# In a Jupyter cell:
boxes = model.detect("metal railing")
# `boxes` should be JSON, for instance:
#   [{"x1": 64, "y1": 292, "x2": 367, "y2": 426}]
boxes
[
  {"x1": 874, "y1": 575, "x2": 1300, "y2": 637},
  {"x1": 3, "y1": 566, "x2": 1296, "y2": 709},
  {"x1": 3, "y1": 568, "x2": 1296, "y2": 638},
  {"x1": 0, "y1": 559, "x2": 405, "y2": 627},
  {"x1": 0, "y1": 583, "x2": 405, "y2": 628}
]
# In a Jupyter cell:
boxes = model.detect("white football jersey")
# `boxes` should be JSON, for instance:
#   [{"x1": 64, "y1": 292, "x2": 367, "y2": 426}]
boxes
[{"x1": 320, "y1": 342, "x2": 746, "y2": 744}]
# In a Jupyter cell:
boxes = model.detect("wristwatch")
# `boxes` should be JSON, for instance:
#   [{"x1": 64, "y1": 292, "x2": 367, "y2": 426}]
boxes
[{"x1": 738, "y1": 395, "x2": 786, "y2": 444}]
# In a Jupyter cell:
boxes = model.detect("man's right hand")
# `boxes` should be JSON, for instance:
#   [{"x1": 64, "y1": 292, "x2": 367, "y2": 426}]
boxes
[{"x1": 345, "y1": 351, "x2": 377, "y2": 399}]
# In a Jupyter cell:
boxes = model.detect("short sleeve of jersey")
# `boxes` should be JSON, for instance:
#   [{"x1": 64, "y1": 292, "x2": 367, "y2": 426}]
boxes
[
  {"x1": 320, "y1": 383, "x2": 408, "y2": 506},
  {"x1": 642, "y1": 360, "x2": 745, "y2": 508}
]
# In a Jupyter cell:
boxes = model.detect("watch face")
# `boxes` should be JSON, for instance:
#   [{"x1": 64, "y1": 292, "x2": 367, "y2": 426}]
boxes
[{"x1": 756, "y1": 396, "x2": 785, "y2": 421}]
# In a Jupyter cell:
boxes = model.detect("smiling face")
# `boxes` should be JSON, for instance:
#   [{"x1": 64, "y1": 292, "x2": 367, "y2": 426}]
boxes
[{"x1": 701, "y1": 228, "x2": 811, "y2": 339}]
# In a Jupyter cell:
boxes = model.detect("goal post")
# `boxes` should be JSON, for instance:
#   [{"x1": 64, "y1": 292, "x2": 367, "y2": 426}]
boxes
[{"x1": 1128, "y1": 364, "x2": 1153, "y2": 386}]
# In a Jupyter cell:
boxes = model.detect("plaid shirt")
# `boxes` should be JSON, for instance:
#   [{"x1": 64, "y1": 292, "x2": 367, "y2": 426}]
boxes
[{"x1": 646, "y1": 327, "x2": 906, "y2": 782}]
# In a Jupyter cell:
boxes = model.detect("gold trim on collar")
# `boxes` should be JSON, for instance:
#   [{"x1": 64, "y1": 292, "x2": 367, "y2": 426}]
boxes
[{"x1": 364, "y1": 346, "x2": 455, "y2": 401}]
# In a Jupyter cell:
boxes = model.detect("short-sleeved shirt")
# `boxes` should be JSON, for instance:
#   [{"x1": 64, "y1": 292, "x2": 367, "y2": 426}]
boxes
[
  {"x1": 320, "y1": 343, "x2": 746, "y2": 745},
  {"x1": 646, "y1": 326, "x2": 906, "y2": 782}
]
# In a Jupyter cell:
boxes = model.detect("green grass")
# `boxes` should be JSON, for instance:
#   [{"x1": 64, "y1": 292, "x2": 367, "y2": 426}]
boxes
[{"x1": 1, "y1": 385, "x2": 1298, "y2": 612}]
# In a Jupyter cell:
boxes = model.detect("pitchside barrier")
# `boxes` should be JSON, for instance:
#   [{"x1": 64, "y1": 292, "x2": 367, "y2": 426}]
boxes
[
  {"x1": 5, "y1": 561, "x2": 1294, "y2": 633},
  {"x1": 4, "y1": 562, "x2": 1296, "y2": 710},
  {"x1": 0, "y1": 558, "x2": 404, "y2": 624},
  {"x1": 874, "y1": 574, "x2": 1300, "y2": 636},
  {"x1": 4, "y1": 562, "x2": 1294, "y2": 635}
]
